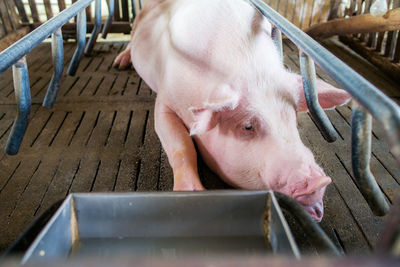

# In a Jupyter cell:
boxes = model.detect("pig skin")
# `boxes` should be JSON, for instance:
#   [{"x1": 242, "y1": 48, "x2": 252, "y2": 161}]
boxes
[{"x1": 113, "y1": 0, "x2": 351, "y2": 221}]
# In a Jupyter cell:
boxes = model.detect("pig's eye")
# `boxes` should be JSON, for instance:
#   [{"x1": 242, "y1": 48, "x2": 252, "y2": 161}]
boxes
[{"x1": 244, "y1": 124, "x2": 253, "y2": 131}]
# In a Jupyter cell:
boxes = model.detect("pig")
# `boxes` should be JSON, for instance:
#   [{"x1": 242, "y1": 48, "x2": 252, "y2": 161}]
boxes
[{"x1": 113, "y1": 0, "x2": 351, "y2": 221}]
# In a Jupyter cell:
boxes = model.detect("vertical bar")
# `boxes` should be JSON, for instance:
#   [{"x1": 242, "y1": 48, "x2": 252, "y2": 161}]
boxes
[
  {"x1": 361, "y1": 0, "x2": 372, "y2": 42},
  {"x1": 375, "y1": 32, "x2": 385, "y2": 53},
  {"x1": 67, "y1": 9, "x2": 87, "y2": 76},
  {"x1": 5, "y1": 0, "x2": 20, "y2": 30},
  {"x1": 86, "y1": 4, "x2": 92, "y2": 22},
  {"x1": 393, "y1": 32, "x2": 400, "y2": 63},
  {"x1": 28, "y1": 0, "x2": 40, "y2": 23},
  {"x1": 131, "y1": 0, "x2": 136, "y2": 20},
  {"x1": 121, "y1": 0, "x2": 129, "y2": 21},
  {"x1": 351, "y1": 102, "x2": 390, "y2": 216},
  {"x1": 271, "y1": 25, "x2": 283, "y2": 62},
  {"x1": 114, "y1": 0, "x2": 120, "y2": 21},
  {"x1": 384, "y1": 31, "x2": 396, "y2": 58},
  {"x1": 0, "y1": 1, "x2": 14, "y2": 33},
  {"x1": 139, "y1": 0, "x2": 143, "y2": 9},
  {"x1": 84, "y1": 0, "x2": 101, "y2": 56},
  {"x1": 299, "y1": 52, "x2": 338, "y2": 142},
  {"x1": 327, "y1": 0, "x2": 341, "y2": 20},
  {"x1": 57, "y1": 0, "x2": 66, "y2": 11},
  {"x1": 13, "y1": 0, "x2": 29, "y2": 23},
  {"x1": 43, "y1": 28, "x2": 64, "y2": 109},
  {"x1": 5, "y1": 57, "x2": 31, "y2": 155},
  {"x1": 43, "y1": 0, "x2": 54, "y2": 19},
  {"x1": 101, "y1": 0, "x2": 115, "y2": 38}
]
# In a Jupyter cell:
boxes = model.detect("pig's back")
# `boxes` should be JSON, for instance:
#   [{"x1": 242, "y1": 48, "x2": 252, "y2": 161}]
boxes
[{"x1": 131, "y1": 0, "x2": 275, "y2": 118}]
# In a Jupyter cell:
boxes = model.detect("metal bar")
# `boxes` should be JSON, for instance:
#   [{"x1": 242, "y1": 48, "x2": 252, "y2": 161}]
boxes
[
  {"x1": 351, "y1": 102, "x2": 390, "y2": 216},
  {"x1": 250, "y1": 0, "x2": 400, "y2": 166},
  {"x1": 0, "y1": 0, "x2": 94, "y2": 75},
  {"x1": 299, "y1": 52, "x2": 338, "y2": 142},
  {"x1": 271, "y1": 25, "x2": 283, "y2": 62},
  {"x1": 274, "y1": 191, "x2": 341, "y2": 256},
  {"x1": 131, "y1": 0, "x2": 136, "y2": 20},
  {"x1": 101, "y1": 0, "x2": 115, "y2": 38},
  {"x1": 84, "y1": 0, "x2": 101, "y2": 56},
  {"x1": 67, "y1": 9, "x2": 87, "y2": 76},
  {"x1": 43, "y1": 28, "x2": 64, "y2": 109},
  {"x1": 5, "y1": 57, "x2": 31, "y2": 155},
  {"x1": 139, "y1": 0, "x2": 143, "y2": 9}
]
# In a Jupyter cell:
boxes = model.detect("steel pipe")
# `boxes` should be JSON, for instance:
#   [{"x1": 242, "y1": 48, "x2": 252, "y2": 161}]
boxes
[
  {"x1": 43, "y1": 28, "x2": 64, "y2": 109},
  {"x1": 299, "y1": 52, "x2": 338, "y2": 142},
  {"x1": 67, "y1": 9, "x2": 87, "y2": 76},
  {"x1": 271, "y1": 25, "x2": 283, "y2": 62},
  {"x1": 85, "y1": 0, "x2": 102, "y2": 56},
  {"x1": 0, "y1": 0, "x2": 94, "y2": 75},
  {"x1": 101, "y1": 0, "x2": 115, "y2": 38},
  {"x1": 131, "y1": 0, "x2": 136, "y2": 20},
  {"x1": 351, "y1": 102, "x2": 390, "y2": 216},
  {"x1": 5, "y1": 57, "x2": 31, "y2": 155}
]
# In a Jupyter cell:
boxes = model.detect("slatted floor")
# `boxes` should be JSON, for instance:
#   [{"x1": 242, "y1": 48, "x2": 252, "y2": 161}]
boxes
[{"x1": 0, "y1": 37, "x2": 399, "y2": 255}]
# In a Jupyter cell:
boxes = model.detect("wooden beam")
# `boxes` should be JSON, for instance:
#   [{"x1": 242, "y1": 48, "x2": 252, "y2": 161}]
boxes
[
  {"x1": 28, "y1": 0, "x2": 40, "y2": 23},
  {"x1": 43, "y1": 0, "x2": 54, "y2": 19},
  {"x1": 306, "y1": 8, "x2": 400, "y2": 39},
  {"x1": 57, "y1": 0, "x2": 66, "y2": 11},
  {"x1": 5, "y1": 0, "x2": 21, "y2": 29},
  {"x1": 0, "y1": 26, "x2": 30, "y2": 52},
  {"x1": 114, "y1": 0, "x2": 121, "y2": 21},
  {"x1": 13, "y1": 0, "x2": 29, "y2": 23},
  {"x1": 327, "y1": 0, "x2": 341, "y2": 20},
  {"x1": 394, "y1": 33, "x2": 400, "y2": 63},
  {"x1": 339, "y1": 35, "x2": 400, "y2": 84},
  {"x1": 0, "y1": 1, "x2": 14, "y2": 34},
  {"x1": 121, "y1": 0, "x2": 129, "y2": 21}
]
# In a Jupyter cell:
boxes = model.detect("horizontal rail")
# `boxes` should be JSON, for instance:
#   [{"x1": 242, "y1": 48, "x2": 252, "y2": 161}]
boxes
[
  {"x1": 250, "y1": 0, "x2": 399, "y2": 216},
  {"x1": 0, "y1": 0, "x2": 95, "y2": 75}
]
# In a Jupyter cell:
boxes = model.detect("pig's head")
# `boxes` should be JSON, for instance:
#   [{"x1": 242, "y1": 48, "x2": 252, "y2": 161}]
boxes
[{"x1": 189, "y1": 74, "x2": 350, "y2": 221}]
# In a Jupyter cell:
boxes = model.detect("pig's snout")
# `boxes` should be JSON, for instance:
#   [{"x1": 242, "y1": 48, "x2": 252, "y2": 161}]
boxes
[
  {"x1": 302, "y1": 201, "x2": 324, "y2": 222},
  {"x1": 292, "y1": 176, "x2": 331, "y2": 222}
]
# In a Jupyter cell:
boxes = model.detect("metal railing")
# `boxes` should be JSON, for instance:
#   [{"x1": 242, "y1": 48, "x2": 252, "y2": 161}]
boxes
[
  {"x1": 0, "y1": 0, "x2": 116, "y2": 155},
  {"x1": 250, "y1": 0, "x2": 400, "y2": 216}
]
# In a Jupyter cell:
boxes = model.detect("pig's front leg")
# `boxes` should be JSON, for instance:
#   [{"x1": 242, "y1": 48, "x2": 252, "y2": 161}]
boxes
[{"x1": 155, "y1": 97, "x2": 205, "y2": 191}]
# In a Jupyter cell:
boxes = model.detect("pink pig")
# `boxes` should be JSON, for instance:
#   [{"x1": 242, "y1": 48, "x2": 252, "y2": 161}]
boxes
[{"x1": 113, "y1": 0, "x2": 350, "y2": 221}]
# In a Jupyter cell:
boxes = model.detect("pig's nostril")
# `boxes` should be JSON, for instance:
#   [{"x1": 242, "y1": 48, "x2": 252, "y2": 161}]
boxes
[
  {"x1": 302, "y1": 202, "x2": 323, "y2": 222},
  {"x1": 314, "y1": 206, "x2": 322, "y2": 219}
]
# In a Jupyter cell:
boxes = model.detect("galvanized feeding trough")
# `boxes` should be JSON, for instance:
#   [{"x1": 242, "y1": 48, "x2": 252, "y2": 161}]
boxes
[{"x1": 21, "y1": 191, "x2": 301, "y2": 263}]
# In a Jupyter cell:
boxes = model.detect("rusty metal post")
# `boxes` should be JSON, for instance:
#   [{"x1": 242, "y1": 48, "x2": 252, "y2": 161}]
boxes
[
  {"x1": 67, "y1": 9, "x2": 87, "y2": 76},
  {"x1": 5, "y1": 57, "x2": 31, "y2": 155},
  {"x1": 299, "y1": 52, "x2": 338, "y2": 142},
  {"x1": 351, "y1": 102, "x2": 390, "y2": 216},
  {"x1": 84, "y1": 0, "x2": 101, "y2": 55},
  {"x1": 43, "y1": 28, "x2": 64, "y2": 109}
]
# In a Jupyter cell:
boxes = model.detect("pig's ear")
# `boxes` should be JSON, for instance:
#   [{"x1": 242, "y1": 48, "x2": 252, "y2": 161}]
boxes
[
  {"x1": 293, "y1": 74, "x2": 351, "y2": 112},
  {"x1": 189, "y1": 85, "x2": 240, "y2": 136}
]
